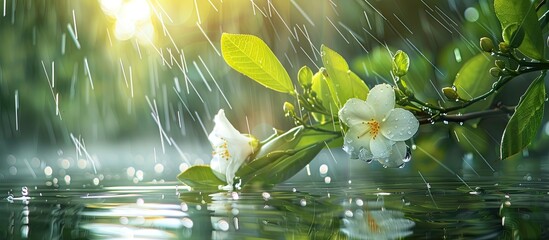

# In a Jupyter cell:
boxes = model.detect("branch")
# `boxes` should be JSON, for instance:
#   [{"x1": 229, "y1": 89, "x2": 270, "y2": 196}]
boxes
[{"x1": 418, "y1": 105, "x2": 515, "y2": 125}]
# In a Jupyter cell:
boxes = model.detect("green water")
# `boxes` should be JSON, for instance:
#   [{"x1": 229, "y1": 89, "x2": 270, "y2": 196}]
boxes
[{"x1": 2, "y1": 162, "x2": 548, "y2": 239}]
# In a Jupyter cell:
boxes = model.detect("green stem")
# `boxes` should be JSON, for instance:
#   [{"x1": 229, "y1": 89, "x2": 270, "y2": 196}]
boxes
[{"x1": 419, "y1": 105, "x2": 515, "y2": 125}]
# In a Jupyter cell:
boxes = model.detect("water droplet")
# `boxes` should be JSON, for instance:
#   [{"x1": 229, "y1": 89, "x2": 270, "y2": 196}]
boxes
[
  {"x1": 217, "y1": 219, "x2": 230, "y2": 231},
  {"x1": 154, "y1": 163, "x2": 164, "y2": 174},
  {"x1": 344, "y1": 210, "x2": 353, "y2": 217},
  {"x1": 44, "y1": 166, "x2": 53, "y2": 177},
  {"x1": 324, "y1": 176, "x2": 332, "y2": 184},
  {"x1": 300, "y1": 199, "x2": 307, "y2": 206},
  {"x1": 9, "y1": 166, "x2": 17, "y2": 175},
  {"x1": 319, "y1": 164, "x2": 328, "y2": 175},
  {"x1": 181, "y1": 202, "x2": 188, "y2": 211},
  {"x1": 93, "y1": 177, "x2": 100, "y2": 186},
  {"x1": 231, "y1": 192, "x2": 240, "y2": 200},
  {"x1": 262, "y1": 192, "x2": 271, "y2": 200},
  {"x1": 355, "y1": 199, "x2": 364, "y2": 206}
]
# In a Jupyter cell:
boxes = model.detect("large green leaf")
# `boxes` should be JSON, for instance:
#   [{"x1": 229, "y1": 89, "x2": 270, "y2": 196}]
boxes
[
  {"x1": 500, "y1": 73, "x2": 546, "y2": 159},
  {"x1": 320, "y1": 45, "x2": 369, "y2": 108},
  {"x1": 453, "y1": 53, "x2": 496, "y2": 118},
  {"x1": 494, "y1": 0, "x2": 544, "y2": 60},
  {"x1": 221, "y1": 33, "x2": 294, "y2": 93},
  {"x1": 177, "y1": 165, "x2": 226, "y2": 189},
  {"x1": 236, "y1": 126, "x2": 340, "y2": 185}
]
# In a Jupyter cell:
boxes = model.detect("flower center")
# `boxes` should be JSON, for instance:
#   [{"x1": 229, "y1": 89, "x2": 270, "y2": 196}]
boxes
[
  {"x1": 358, "y1": 119, "x2": 381, "y2": 139},
  {"x1": 212, "y1": 138, "x2": 231, "y2": 161},
  {"x1": 367, "y1": 120, "x2": 381, "y2": 139}
]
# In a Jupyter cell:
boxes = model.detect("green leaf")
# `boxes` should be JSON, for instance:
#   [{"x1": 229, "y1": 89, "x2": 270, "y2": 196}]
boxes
[
  {"x1": 453, "y1": 53, "x2": 496, "y2": 124},
  {"x1": 245, "y1": 142, "x2": 326, "y2": 185},
  {"x1": 298, "y1": 66, "x2": 313, "y2": 88},
  {"x1": 236, "y1": 126, "x2": 340, "y2": 185},
  {"x1": 177, "y1": 165, "x2": 226, "y2": 189},
  {"x1": 221, "y1": 33, "x2": 294, "y2": 93},
  {"x1": 494, "y1": 0, "x2": 544, "y2": 60},
  {"x1": 500, "y1": 73, "x2": 546, "y2": 159},
  {"x1": 320, "y1": 45, "x2": 369, "y2": 108},
  {"x1": 348, "y1": 70, "x2": 369, "y2": 99},
  {"x1": 502, "y1": 23, "x2": 525, "y2": 48},
  {"x1": 392, "y1": 50, "x2": 410, "y2": 77}
]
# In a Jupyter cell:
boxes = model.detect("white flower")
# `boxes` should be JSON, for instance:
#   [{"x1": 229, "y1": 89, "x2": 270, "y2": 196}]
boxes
[
  {"x1": 338, "y1": 84, "x2": 418, "y2": 164},
  {"x1": 209, "y1": 109, "x2": 258, "y2": 187}
]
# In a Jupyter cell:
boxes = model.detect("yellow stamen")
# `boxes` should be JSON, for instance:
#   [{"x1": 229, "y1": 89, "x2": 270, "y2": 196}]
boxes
[{"x1": 357, "y1": 119, "x2": 381, "y2": 139}]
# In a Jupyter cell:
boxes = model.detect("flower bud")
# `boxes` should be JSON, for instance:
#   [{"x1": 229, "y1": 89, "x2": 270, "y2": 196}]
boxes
[
  {"x1": 442, "y1": 87, "x2": 459, "y2": 101},
  {"x1": 499, "y1": 42, "x2": 510, "y2": 53},
  {"x1": 283, "y1": 102, "x2": 295, "y2": 115},
  {"x1": 495, "y1": 60, "x2": 505, "y2": 69},
  {"x1": 489, "y1": 67, "x2": 501, "y2": 77},
  {"x1": 297, "y1": 66, "x2": 313, "y2": 89},
  {"x1": 479, "y1": 37, "x2": 494, "y2": 52}
]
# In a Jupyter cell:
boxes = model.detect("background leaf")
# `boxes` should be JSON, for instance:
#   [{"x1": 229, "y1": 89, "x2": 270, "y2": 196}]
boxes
[
  {"x1": 453, "y1": 53, "x2": 496, "y2": 124},
  {"x1": 221, "y1": 33, "x2": 294, "y2": 93},
  {"x1": 452, "y1": 125, "x2": 490, "y2": 154},
  {"x1": 176, "y1": 165, "x2": 226, "y2": 189},
  {"x1": 494, "y1": 0, "x2": 544, "y2": 60},
  {"x1": 500, "y1": 73, "x2": 546, "y2": 159},
  {"x1": 320, "y1": 45, "x2": 369, "y2": 108}
]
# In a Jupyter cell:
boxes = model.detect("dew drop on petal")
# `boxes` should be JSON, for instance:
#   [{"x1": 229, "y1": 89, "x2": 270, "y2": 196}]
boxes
[{"x1": 403, "y1": 145, "x2": 412, "y2": 163}]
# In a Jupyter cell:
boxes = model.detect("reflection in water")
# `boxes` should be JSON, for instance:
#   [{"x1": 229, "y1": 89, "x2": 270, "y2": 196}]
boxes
[
  {"x1": 179, "y1": 189, "x2": 415, "y2": 239},
  {"x1": 1, "y1": 174, "x2": 549, "y2": 239},
  {"x1": 80, "y1": 197, "x2": 193, "y2": 239},
  {"x1": 341, "y1": 200, "x2": 415, "y2": 239}
]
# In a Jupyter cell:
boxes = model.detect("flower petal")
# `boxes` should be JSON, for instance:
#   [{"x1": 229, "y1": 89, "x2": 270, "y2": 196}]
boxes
[
  {"x1": 342, "y1": 126, "x2": 372, "y2": 159},
  {"x1": 210, "y1": 109, "x2": 243, "y2": 140},
  {"x1": 377, "y1": 141, "x2": 408, "y2": 168},
  {"x1": 381, "y1": 108, "x2": 419, "y2": 141},
  {"x1": 366, "y1": 83, "x2": 395, "y2": 119},
  {"x1": 339, "y1": 98, "x2": 375, "y2": 127},
  {"x1": 369, "y1": 135, "x2": 394, "y2": 159},
  {"x1": 210, "y1": 154, "x2": 228, "y2": 182}
]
